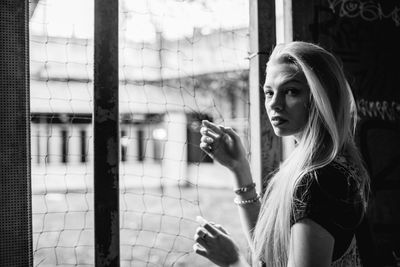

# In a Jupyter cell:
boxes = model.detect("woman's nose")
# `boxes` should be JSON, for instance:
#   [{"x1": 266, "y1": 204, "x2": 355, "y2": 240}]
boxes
[{"x1": 268, "y1": 93, "x2": 284, "y2": 111}]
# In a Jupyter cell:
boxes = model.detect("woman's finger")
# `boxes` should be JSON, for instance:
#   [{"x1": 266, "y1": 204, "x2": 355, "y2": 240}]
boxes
[
  {"x1": 221, "y1": 127, "x2": 239, "y2": 138},
  {"x1": 200, "y1": 126, "x2": 220, "y2": 140},
  {"x1": 193, "y1": 243, "x2": 208, "y2": 257},
  {"x1": 196, "y1": 216, "x2": 220, "y2": 237},
  {"x1": 199, "y1": 143, "x2": 213, "y2": 154},
  {"x1": 213, "y1": 224, "x2": 229, "y2": 235},
  {"x1": 197, "y1": 216, "x2": 219, "y2": 236},
  {"x1": 202, "y1": 222, "x2": 221, "y2": 237},
  {"x1": 202, "y1": 120, "x2": 224, "y2": 135},
  {"x1": 200, "y1": 135, "x2": 214, "y2": 144},
  {"x1": 200, "y1": 126, "x2": 208, "y2": 136},
  {"x1": 194, "y1": 228, "x2": 210, "y2": 248},
  {"x1": 209, "y1": 221, "x2": 228, "y2": 234}
]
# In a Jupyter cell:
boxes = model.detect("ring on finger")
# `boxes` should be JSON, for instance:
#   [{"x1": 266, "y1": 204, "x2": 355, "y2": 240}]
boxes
[{"x1": 199, "y1": 230, "x2": 209, "y2": 241}]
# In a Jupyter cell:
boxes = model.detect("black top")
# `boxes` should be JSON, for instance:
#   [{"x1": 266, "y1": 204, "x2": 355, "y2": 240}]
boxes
[{"x1": 291, "y1": 158, "x2": 365, "y2": 260}]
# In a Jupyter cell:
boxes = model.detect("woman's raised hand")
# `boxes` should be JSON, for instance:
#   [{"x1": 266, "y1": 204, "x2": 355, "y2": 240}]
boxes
[{"x1": 199, "y1": 120, "x2": 248, "y2": 172}]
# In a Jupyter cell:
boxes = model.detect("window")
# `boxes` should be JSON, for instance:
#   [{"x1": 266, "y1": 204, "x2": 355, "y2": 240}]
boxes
[
  {"x1": 121, "y1": 129, "x2": 127, "y2": 162},
  {"x1": 61, "y1": 129, "x2": 68, "y2": 163},
  {"x1": 80, "y1": 130, "x2": 87, "y2": 163},
  {"x1": 137, "y1": 129, "x2": 144, "y2": 162},
  {"x1": 187, "y1": 113, "x2": 213, "y2": 163},
  {"x1": 152, "y1": 127, "x2": 166, "y2": 161}
]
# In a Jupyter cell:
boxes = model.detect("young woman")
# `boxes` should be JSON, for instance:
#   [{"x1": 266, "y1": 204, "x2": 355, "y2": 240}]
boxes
[{"x1": 193, "y1": 42, "x2": 369, "y2": 267}]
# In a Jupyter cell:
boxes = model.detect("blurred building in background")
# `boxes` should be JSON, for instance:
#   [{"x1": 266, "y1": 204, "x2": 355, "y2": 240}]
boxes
[{"x1": 30, "y1": 5, "x2": 250, "y2": 190}]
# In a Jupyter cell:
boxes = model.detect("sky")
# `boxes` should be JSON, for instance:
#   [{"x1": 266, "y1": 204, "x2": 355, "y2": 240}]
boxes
[{"x1": 30, "y1": 0, "x2": 249, "y2": 42}]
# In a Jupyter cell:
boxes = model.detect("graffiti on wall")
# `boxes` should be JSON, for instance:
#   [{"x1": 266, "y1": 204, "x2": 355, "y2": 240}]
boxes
[
  {"x1": 327, "y1": 0, "x2": 400, "y2": 26},
  {"x1": 307, "y1": 1, "x2": 400, "y2": 104},
  {"x1": 357, "y1": 99, "x2": 400, "y2": 121}
]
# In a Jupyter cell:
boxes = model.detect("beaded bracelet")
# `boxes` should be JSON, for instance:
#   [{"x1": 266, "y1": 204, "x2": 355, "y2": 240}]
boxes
[
  {"x1": 233, "y1": 194, "x2": 261, "y2": 206},
  {"x1": 233, "y1": 182, "x2": 256, "y2": 194}
]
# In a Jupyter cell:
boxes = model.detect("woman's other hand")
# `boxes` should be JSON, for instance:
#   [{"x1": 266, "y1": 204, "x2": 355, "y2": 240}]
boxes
[
  {"x1": 199, "y1": 120, "x2": 249, "y2": 173},
  {"x1": 193, "y1": 216, "x2": 243, "y2": 267}
]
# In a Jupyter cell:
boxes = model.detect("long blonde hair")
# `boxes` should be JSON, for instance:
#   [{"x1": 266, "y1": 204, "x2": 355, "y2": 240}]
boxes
[{"x1": 252, "y1": 42, "x2": 369, "y2": 266}]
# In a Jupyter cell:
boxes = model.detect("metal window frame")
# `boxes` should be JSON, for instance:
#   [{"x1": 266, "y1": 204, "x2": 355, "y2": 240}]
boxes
[
  {"x1": 94, "y1": 0, "x2": 120, "y2": 266},
  {"x1": 249, "y1": 0, "x2": 281, "y2": 193},
  {"x1": 0, "y1": 0, "x2": 32, "y2": 265}
]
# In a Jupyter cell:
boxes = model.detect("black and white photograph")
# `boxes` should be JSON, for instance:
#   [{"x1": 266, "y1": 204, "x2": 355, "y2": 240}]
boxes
[{"x1": 1, "y1": 0, "x2": 399, "y2": 266}]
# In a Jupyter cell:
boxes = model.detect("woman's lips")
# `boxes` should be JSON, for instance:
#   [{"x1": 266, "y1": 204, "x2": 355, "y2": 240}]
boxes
[{"x1": 270, "y1": 116, "x2": 287, "y2": 126}]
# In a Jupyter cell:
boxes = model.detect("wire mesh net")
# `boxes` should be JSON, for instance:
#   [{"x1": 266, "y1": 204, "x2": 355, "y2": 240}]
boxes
[
  {"x1": 30, "y1": 0, "x2": 250, "y2": 266},
  {"x1": 30, "y1": 0, "x2": 94, "y2": 265}
]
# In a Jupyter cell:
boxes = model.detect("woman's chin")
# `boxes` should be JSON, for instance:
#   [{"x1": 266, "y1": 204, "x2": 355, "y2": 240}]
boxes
[
  {"x1": 271, "y1": 126, "x2": 303, "y2": 139},
  {"x1": 272, "y1": 128, "x2": 289, "y2": 137}
]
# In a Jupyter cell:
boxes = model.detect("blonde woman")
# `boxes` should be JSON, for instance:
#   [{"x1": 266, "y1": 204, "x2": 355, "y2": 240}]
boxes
[{"x1": 193, "y1": 42, "x2": 369, "y2": 267}]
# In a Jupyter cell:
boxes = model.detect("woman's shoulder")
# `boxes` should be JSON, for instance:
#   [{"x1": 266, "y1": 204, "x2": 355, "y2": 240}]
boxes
[
  {"x1": 303, "y1": 155, "x2": 363, "y2": 201},
  {"x1": 294, "y1": 155, "x2": 366, "y2": 260},
  {"x1": 294, "y1": 155, "x2": 365, "y2": 227}
]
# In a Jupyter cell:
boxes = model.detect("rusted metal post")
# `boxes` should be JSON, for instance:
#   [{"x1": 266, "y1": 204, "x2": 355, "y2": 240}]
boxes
[
  {"x1": 94, "y1": 0, "x2": 119, "y2": 266},
  {"x1": 249, "y1": 0, "x2": 281, "y2": 193}
]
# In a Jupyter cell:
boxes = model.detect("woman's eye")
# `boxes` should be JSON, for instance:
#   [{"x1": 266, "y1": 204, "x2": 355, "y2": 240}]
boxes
[
  {"x1": 285, "y1": 88, "x2": 299, "y2": 96},
  {"x1": 264, "y1": 90, "x2": 273, "y2": 98}
]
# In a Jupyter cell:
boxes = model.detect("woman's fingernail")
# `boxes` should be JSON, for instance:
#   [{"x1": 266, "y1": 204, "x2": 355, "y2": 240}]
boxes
[
  {"x1": 208, "y1": 131, "x2": 220, "y2": 139},
  {"x1": 196, "y1": 216, "x2": 208, "y2": 226}
]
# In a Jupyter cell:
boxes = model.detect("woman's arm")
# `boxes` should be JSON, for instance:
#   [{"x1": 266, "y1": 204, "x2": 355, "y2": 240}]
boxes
[
  {"x1": 288, "y1": 218, "x2": 334, "y2": 267},
  {"x1": 200, "y1": 120, "x2": 261, "y2": 246},
  {"x1": 232, "y1": 168, "x2": 261, "y2": 247}
]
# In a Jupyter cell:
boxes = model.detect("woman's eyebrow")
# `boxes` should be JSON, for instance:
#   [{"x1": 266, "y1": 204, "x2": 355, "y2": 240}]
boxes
[
  {"x1": 264, "y1": 78, "x2": 303, "y2": 90},
  {"x1": 263, "y1": 84, "x2": 272, "y2": 90},
  {"x1": 279, "y1": 78, "x2": 303, "y2": 87}
]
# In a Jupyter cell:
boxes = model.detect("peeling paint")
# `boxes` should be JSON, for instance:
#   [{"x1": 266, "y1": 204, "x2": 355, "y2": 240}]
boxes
[
  {"x1": 96, "y1": 211, "x2": 120, "y2": 265},
  {"x1": 95, "y1": 107, "x2": 117, "y2": 123},
  {"x1": 106, "y1": 138, "x2": 118, "y2": 166}
]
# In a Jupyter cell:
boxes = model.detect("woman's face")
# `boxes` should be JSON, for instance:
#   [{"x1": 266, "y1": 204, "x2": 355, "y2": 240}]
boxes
[{"x1": 264, "y1": 62, "x2": 310, "y2": 140}]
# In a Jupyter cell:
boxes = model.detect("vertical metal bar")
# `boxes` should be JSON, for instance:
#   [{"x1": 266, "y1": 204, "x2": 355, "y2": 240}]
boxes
[
  {"x1": 249, "y1": 0, "x2": 281, "y2": 193},
  {"x1": 0, "y1": 0, "x2": 32, "y2": 266},
  {"x1": 276, "y1": 0, "x2": 296, "y2": 161},
  {"x1": 94, "y1": 0, "x2": 119, "y2": 266}
]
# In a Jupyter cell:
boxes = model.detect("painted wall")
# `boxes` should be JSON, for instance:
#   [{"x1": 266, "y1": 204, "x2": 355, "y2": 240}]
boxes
[{"x1": 292, "y1": 0, "x2": 400, "y2": 265}]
